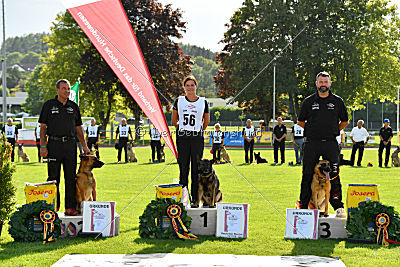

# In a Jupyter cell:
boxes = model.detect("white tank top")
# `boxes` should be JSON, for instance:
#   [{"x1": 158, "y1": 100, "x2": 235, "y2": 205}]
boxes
[
  {"x1": 4, "y1": 125, "x2": 16, "y2": 138},
  {"x1": 119, "y1": 125, "x2": 129, "y2": 138},
  {"x1": 87, "y1": 125, "x2": 99, "y2": 138},
  {"x1": 243, "y1": 126, "x2": 255, "y2": 139},
  {"x1": 36, "y1": 125, "x2": 41, "y2": 139},
  {"x1": 177, "y1": 96, "x2": 205, "y2": 132},
  {"x1": 212, "y1": 131, "x2": 223, "y2": 144},
  {"x1": 150, "y1": 128, "x2": 160, "y2": 141},
  {"x1": 293, "y1": 124, "x2": 304, "y2": 138}
]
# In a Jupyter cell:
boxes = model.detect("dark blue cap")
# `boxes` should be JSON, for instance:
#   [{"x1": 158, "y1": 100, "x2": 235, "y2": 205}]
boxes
[{"x1": 384, "y1": 119, "x2": 390, "y2": 123}]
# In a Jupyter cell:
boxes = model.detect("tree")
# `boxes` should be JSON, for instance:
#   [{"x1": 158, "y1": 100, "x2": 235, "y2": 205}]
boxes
[
  {"x1": 6, "y1": 52, "x2": 23, "y2": 65},
  {"x1": 20, "y1": 51, "x2": 41, "y2": 65},
  {"x1": 22, "y1": 65, "x2": 45, "y2": 115},
  {"x1": 180, "y1": 43, "x2": 217, "y2": 61},
  {"x1": 215, "y1": 0, "x2": 400, "y2": 122},
  {"x1": 1, "y1": 33, "x2": 48, "y2": 55},
  {"x1": 40, "y1": 12, "x2": 90, "y2": 102}
]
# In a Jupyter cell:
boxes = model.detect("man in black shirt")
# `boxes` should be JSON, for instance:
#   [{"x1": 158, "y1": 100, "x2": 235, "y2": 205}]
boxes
[
  {"x1": 379, "y1": 118, "x2": 393, "y2": 167},
  {"x1": 39, "y1": 79, "x2": 90, "y2": 216},
  {"x1": 297, "y1": 72, "x2": 349, "y2": 218},
  {"x1": 273, "y1": 117, "x2": 287, "y2": 164}
]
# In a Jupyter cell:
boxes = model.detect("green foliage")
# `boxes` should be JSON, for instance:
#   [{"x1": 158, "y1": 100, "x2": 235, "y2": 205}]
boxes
[
  {"x1": 1, "y1": 33, "x2": 48, "y2": 55},
  {"x1": 214, "y1": 111, "x2": 221, "y2": 122},
  {"x1": 6, "y1": 52, "x2": 23, "y2": 65},
  {"x1": 8, "y1": 200, "x2": 61, "y2": 242},
  {"x1": 346, "y1": 201, "x2": 400, "y2": 242},
  {"x1": 22, "y1": 65, "x2": 45, "y2": 115},
  {"x1": 216, "y1": 0, "x2": 400, "y2": 122},
  {"x1": 0, "y1": 134, "x2": 16, "y2": 225},
  {"x1": 209, "y1": 106, "x2": 257, "y2": 122},
  {"x1": 20, "y1": 51, "x2": 41, "y2": 65},
  {"x1": 180, "y1": 43, "x2": 216, "y2": 61},
  {"x1": 191, "y1": 56, "x2": 219, "y2": 98},
  {"x1": 139, "y1": 198, "x2": 192, "y2": 239}
]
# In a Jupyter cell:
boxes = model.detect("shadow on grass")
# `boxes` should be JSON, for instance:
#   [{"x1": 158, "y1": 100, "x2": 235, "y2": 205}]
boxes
[
  {"x1": 132, "y1": 235, "x2": 244, "y2": 254},
  {"x1": 0, "y1": 236, "x2": 102, "y2": 261},
  {"x1": 14, "y1": 162, "x2": 41, "y2": 166},
  {"x1": 284, "y1": 239, "x2": 342, "y2": 257}
]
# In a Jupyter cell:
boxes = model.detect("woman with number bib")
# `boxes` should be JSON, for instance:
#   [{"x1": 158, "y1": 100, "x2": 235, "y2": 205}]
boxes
[{"x1": 172, "y1": 76, "x2": 210, "y2": 206}]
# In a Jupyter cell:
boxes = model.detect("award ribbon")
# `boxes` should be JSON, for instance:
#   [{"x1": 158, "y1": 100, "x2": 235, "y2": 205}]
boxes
[
  {"x1": 376, "y1": 213, "x2": 400, "y2": 246},
  {"x1": 40, "y1": 210, "x2": 56, "y2": 244},
  {"x1": 166, "y1": 204, "x2": 198, "y2": 241}
]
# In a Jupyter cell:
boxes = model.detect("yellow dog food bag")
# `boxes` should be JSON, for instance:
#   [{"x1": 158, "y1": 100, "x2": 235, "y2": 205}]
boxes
[
  {"x1": 24, "y1": 181, "x2": 57, "y2": 209},
  {"x1": 155, "y1": 184, "x2": 183, "y2": 202},
  {"x1": 347, "y1": 183, "x2": 379, "y2": 216}
]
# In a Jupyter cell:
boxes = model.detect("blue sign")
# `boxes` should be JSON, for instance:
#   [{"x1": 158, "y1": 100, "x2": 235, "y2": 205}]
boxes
[{"x1": 208, "y1": 131, "x2": 244, "y2": 146}]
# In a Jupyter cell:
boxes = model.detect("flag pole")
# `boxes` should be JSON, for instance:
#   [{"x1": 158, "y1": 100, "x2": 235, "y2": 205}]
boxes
[{"x1": 2, "y1": 0, "x2": 6, "y2": 125}]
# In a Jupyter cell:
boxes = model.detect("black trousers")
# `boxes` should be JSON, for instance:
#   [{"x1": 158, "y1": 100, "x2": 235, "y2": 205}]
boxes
[
  {"x1": 300, "y1": 139, "x2": 343, "y2": 210},
  {"x1": 212, "y1": 143, "x2": 222, "y2": 161},
  {"x1": 350, "y1": 141, "x2": 365, "y2": 166},
  {"x1": 378, "y1": 141, "x2": 391, "y2": 167},
  {"x1": 177, "y1": 137, "x2": 204, "y2": 203},
  {"x1": 151, "y1": 140, "x2": 162, "y2": 162},
  {"x1": 36, "y1": 139, "x2": 41, "y2": 162},
  {"x1": 244, "y1": 139, "x2": 254, "y2": 163},
  {"x1": 87, "y1": 137, "x2": 100, "y2": 159},
  {"x1": 273, "y1": 140, "x2": 285, "y2": 163},
  {"x1": 7, "y1": 138, "x2": 15, "y2": 162},
  {"x1": 118, "y1": 138, "x2": 128, "y2": 162},
  {"x1": 46, "y1": 139, "x2": 77, "y2": 211}
]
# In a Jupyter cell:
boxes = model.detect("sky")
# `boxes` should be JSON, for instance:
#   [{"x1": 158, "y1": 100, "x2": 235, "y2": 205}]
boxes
[
  {"x1": 3, "y1": 0, "x2": 244, "y2": 52},
  {"x1": 3, "y1": 0, "x2": 400, "y2": 52}
]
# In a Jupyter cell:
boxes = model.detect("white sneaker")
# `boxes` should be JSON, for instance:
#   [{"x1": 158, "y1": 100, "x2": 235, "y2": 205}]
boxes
[{"x1": 335, "y1": 208, "x2": 347, "y2": 218}]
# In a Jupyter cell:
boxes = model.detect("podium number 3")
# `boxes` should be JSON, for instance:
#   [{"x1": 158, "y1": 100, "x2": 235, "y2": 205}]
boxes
[
  {"x1": 320, "y1": 222, "x2": 331, "y2": 238},
  {"x1": 200, "y1": 212, "x2": 208, "y2": 227}
]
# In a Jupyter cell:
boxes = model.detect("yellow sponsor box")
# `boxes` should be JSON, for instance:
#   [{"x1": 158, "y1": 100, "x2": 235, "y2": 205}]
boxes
[
  {"x1": 155, "y1": 184, "x2": 183, "y2": 202},
  {"x1": 347, "y1": 184, "x2": 379, "y2": 216},
  {"x1": 24, "y1": 181, "x2": 57, "y2": 210}
]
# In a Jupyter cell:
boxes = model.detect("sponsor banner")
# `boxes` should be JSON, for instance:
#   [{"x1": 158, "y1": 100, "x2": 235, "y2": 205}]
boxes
[
  {"x1": 155, "y1": 184, "x2": 183, "y2": 202},
  {"x1": 285, "y1": 209, "x2": 319, "y2": 239},
  {"x1": 224, "y1": 131, "x2": 244, "y2": 146},
  {"x1": 256, "y1": 131, "x2": 272, "y2": 144},
  {"x1": 347, "y1": 184, "x2": 379, "y2": 216},
  {"x1": 22, "y1": 117, "x2": 39, "y2": 129},
  {"x1": 216, "y1": 203, "x2": 249, "y2": 238},
  {"x1": 24, "y1": 181, "x2": 57, "y2": 209},
  {"x1": 62, "y1": 0, "x2": 177, "y2": 158}
]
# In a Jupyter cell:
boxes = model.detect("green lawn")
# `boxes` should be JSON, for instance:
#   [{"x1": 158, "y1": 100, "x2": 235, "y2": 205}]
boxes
[{"x1": 1, "y1": 146, "x2": 400, "y2": 266}]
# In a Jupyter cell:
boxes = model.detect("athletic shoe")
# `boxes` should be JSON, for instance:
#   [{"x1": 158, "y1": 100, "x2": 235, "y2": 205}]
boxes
[
  {"x1": 64, "y1": 208, "x2": 78, "y2": 216},
  {"x1": 295, "y1": 201, "x2": 301, "y2": 209},
  {"x1": 308, "y1": 202, "x2": 316, "y2": 209},
  {"x1": 335, "y1": 208, "x2": 346, "y2": 218}
]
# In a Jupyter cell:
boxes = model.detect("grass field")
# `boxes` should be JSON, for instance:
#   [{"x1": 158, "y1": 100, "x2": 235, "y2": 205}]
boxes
[{"x1": 1, "y1": 146, "x2": 400, "y2": 266}]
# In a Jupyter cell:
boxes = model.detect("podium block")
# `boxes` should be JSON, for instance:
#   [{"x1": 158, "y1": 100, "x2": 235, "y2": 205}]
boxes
[
  {"x1": 318, "y1": 214, "x2": 347, "y2": 239},
  {"x1": 58, "y1": 213, "x2": 120, "y2": 238},
  {"x1": 187, "y1": 207, "x2": 217, "y2": 236}
]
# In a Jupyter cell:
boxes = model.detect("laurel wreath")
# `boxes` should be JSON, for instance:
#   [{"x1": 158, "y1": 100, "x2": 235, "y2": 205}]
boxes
[
  {"x1": 346, "y1": 201, "x2": 400, "y2": 242},
  {"x1": 8, "y1": 200, "x2": 61, "y2": 242},
  {"x1": 139, "y1": 198, "x2": 192, "y2": 239}
]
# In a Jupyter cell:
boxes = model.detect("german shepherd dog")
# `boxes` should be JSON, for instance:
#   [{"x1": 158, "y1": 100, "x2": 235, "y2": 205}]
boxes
[
  {"x1": 192, "y1": 159, "x2": 223, "y2": 208},
  {"x1": 160, "y1": 144, "x2": 165, "y2": 162},
  {"x1": 220, "y1": 145, "x2": 231, "y2": 163},
  {"x1": 76, "y1": 154, "x2": 104, "y2": 212},
  {"x1": 17, "y1": 144, "x2": 30, "y2": 162},
  {"x1": 127, "y1": 142, "x2": 138, "y2": 162},
  {"x1": 310, "y1": 160, "x2": 331, "y2": 217},
  {"x1": 392, "y1": 146, "x2": 400, "y2": 167},
  {"x1": 254, "y1": 152, "x2": 268, "y2": 164}
]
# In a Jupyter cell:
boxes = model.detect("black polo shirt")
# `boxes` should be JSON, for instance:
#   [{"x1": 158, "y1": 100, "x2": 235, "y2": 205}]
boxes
[
  {"x1": 379, "y1": 126, "x2": 393, "y2": 142},
  {"x1": 39, "y1": 96, "x2": 82, "y2": 137},
  {"x1": 273, "y1": 124, "x2": 287, "y2": 140},
  {"x1": 298, "y1": 91, "x2": 348, "y2": 140}
]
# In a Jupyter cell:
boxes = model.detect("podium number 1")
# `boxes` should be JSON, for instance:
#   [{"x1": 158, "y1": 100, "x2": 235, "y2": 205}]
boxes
[{"x1": 200, "y1": 212, "x2": 208, "y2": 227}]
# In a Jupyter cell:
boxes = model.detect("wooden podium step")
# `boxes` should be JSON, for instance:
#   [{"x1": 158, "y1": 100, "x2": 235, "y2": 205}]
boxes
[
  {"x1": 58, "y1": 212, "x2": 120, "y2": 238},
  {"x1": 318, "y1": 214, "x2": 347, "y2": 239}
]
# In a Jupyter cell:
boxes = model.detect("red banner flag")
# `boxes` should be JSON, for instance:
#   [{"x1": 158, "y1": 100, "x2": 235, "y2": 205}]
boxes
[{"x1": 62, "y1": 0, "x2": 177, "y2": 158}]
